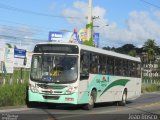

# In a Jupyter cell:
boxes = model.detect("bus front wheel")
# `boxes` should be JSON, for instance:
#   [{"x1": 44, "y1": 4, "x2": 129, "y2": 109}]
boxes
[{"x1": 83, "y1": 90, "x2": 97, "y2": 110}]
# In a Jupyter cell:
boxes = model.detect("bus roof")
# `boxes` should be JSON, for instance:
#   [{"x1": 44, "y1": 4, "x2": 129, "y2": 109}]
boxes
[{"x1": 35, "y1": 42, "x2": 141, "y2": 62}]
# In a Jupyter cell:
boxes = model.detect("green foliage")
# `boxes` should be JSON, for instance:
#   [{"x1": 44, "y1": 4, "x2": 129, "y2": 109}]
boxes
[
  {"x1": 128, "y1": 50, "x2": 137, "y2": 57},
  {"x1": 0, "y1": 84, "x2": 27, "y2": 106},
  {"x1": 0, "y1": 68, "x2": 30, "y2": 107},
  {"x1": 143, "y1": 39, "x2": 157, "y2": 51},
  {"x1": 5, "y1": 43, "x2": 12, "y2": 48},
  {"x1": 142, "y1": 84, "x2": 160, "y2": 93},
  {"x1": 83, "y1": 37, "x2": 94, "y2": 47},
  {"x1": 86, "y1": 22, "x2": 93, "y2": 29},
  {"x1": 143, "y1": 39, "x2": 158, "y2": 63}
]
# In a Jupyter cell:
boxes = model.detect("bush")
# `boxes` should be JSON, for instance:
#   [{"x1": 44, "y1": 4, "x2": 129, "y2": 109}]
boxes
[
  {"x1": 0, "y1": 84, "x2": 27, "y2": 107},
  {"x1": 142, "y1": 84, "x2": 160, "y2": 93}
]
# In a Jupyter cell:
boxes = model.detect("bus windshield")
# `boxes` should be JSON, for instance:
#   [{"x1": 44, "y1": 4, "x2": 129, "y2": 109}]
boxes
[{"x1": 30, "y1": 54, "x2": 78, "y2": 83}]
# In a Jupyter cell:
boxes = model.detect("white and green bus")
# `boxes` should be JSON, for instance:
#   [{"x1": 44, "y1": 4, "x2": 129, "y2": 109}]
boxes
[{"x1": 26, "y1": 42, "x2": 141, "y2": 110}]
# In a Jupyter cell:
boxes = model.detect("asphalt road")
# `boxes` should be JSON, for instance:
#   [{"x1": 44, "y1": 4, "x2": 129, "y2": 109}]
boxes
[{"x1": 0, "y1": 92, "x2": 160, "y2": 120}]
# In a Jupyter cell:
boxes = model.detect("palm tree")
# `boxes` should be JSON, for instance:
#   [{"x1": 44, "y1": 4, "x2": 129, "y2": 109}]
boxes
[{"x1": 143, "y1": 39, "x2": 158, "y2": 63}]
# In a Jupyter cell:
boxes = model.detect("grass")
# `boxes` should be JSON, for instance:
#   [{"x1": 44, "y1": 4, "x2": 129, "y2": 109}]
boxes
[
  {"x1": 0, "y1": 68, "x2": 29, "y2": 107},
  {"x1": 0, "y1": 83, "x2": 27, "y2": 107},
  {"x1": 142, "y1": 84, "x2": 160, "y2": 93}
]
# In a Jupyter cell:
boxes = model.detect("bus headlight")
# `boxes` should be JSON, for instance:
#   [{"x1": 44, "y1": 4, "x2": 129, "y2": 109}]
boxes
[
  {"x1": 29, "y1": 84, "x2": 39, "y2": 93},
  {"x1": 65, "y1": 86, "x2": 78, "y2": 94}
]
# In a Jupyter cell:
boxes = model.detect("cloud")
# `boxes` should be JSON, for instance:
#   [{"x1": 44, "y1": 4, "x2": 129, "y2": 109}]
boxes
[
  {"x1": 49, "y1": 2, "x2": 57, "y2": 11},
  {"x1": 61, "y1": 0, "x2": 160, "y2": 47},
  {"x1": 0, "y1": 25, "x2": 35, "y2": 50},
  {"x1": 61, "y1": 1, "x2": 87, "y2": 28},
  {"x1": 99, "y1": 10, "x2": 160, "y2": 47},
  {"x1": 154, "y1": 11, "x2": 160, "y2": 18}
]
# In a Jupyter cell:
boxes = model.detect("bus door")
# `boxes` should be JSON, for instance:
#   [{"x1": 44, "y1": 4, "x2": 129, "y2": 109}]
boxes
[{"x1": 78, "y1": 51, "x2": 90, "y2": 104}]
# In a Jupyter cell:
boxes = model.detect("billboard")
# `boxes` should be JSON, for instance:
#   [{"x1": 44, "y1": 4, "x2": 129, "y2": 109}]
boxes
[
  {"x1": 93, "y1": 33, "x2": 99, "y2": 47},
  {"x1": 14, "y1": 51, "x2": 32, "y2": 68},
  {"x1": 14, "y1": 48, "x2": 26, "y2": 58},
  {"x1": 78, "y1": 29, "x2": 88, "y2": 43},
  {"x1": 48, "y1": 30, "x2": 99, "y2": 47},
  {"x1": 48, "y1": 31, "x2": 78, "y2": 43},
  {"x1": 4, "y1": 47, "x2": 14, "y2": 73},
  {"x1": 0, "y1": 46, "x2": 5, "y2": 61}
]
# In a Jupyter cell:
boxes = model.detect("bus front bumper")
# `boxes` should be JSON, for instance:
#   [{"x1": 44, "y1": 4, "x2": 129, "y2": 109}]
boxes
[{"x1": 28, "y1": 90, "x2": 78, "y2": 104}]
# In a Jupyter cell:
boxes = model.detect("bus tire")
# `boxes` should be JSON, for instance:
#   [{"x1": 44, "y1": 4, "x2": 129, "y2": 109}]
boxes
[
  {"x1": 118, "y1": 90, "x2": 127, "y2": 106},
  {"x1": 83, "y1": 90, "x2": 97, "y2": 110}
]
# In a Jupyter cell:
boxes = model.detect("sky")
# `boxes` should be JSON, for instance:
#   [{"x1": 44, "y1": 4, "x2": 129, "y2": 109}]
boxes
[{"x1": 0, "y1": 0, "x2": 160, "y2": 51}]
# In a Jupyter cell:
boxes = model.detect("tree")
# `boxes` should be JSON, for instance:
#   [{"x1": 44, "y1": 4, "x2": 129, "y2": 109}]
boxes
[
  {"x1": 103, "y1": 46, "x2": 111, "y2": 50},
  {"x1": 83, "y1": 37, "x2": 94, "y2": 47},
  {"x1": 6, "y1": 43, "x2": 12, "y2": 48},
  {"x1": 143, "y1": 39, "x2": 158, "y2": 63},
  {"x1": 83, "y1": 22, "x2": 94, "y2": 47},
  {"x1": 128, "y1": 50, "x2": 137, "y2": 57},
  {"x1": 121, "y1": 44, "x2": 135, "y2": 52},
  {"x1": 116, "y1": 44, "x2": 135, "y2": 54}
]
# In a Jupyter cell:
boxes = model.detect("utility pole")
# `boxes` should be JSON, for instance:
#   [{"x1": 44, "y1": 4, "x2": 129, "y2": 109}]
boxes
[{"x1": 87, "y1": 0, "x2": 92, "y2": 41}]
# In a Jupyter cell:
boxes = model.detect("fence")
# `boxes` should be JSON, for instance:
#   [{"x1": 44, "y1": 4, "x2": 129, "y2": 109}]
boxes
[{"x1": 0, "y1": 68, "x2": 30, "y2": 85}]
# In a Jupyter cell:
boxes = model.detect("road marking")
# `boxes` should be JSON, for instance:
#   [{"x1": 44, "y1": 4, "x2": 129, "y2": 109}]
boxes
[
  {"x1": 55, "y1": 102, "x2": 160, "y2": 119},
  {"x1": 0, "y1": 101, "x2": 160, "y2": 120},
  {"x1": 0, "y1": 108, "x2": 34, "y2": 113}
]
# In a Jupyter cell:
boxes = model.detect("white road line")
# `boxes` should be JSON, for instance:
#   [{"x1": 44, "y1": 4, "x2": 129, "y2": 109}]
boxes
[{"x1": 0, "y1": 108, "x2": 33, "y2": 113}]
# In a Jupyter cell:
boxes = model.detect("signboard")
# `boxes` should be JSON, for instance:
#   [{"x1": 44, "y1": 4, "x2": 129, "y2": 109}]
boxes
[
  {"x1": 78, "y1": 29, "x2": 88, "y2": 43},
  {"x1": 0, "y1": 61, "x2": 4, "y2": 73},
  {"x1": 14, "y1": 51, "x2": 32, "y2": 68},
  {"x1": 14, "y1": 48, "x2": 26, "y2": 58},
  {"x1": 4, "y1": 47, "x2": 14, "y2": 73},
  {"x1": 0, "y1": 46, "x2": 5, "y2": 61},
  {"x1": 93, "y1": 33, "x2": 99, "y2": 47},
  {"x1": 34, "y1": 44, "x2": 79, "y2": 54},
  {"x1": 14, "y1": 58, "x2": 24, "y2": 68},
  {"x1": 25, "y1": 52, "x2": 32, "y2": 68},
  {"x1": 48, "y1": 32, "x2": 64, "y2": 42},
  {"x1": 48, "y1": 31, "x2": 78, "y2": 43},
  {"x1": 48, "y1": 30, "x2": 99, "y2": 47}
]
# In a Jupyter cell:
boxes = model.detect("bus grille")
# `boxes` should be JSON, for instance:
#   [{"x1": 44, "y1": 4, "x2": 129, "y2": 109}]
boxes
[
  {"x1": 43, "y1": 95, "x2": 60, "y2": 100},
  {"x1": 37, "y1": 84, "x2": 66, "y2": 89}
]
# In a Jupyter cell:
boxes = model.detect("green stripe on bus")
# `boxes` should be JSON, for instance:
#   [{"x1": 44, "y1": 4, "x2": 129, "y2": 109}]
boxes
[{"x1": 100, "y1": 79, "x2": 130, "y2": 97}]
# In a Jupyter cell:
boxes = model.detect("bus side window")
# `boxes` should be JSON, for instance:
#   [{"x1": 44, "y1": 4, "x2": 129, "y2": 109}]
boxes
[
  {"x1": 107, "y1": 57, "x2": 114, "y2": 75},
  {"x1": 137, "y1": 63, "x2": 141, "y2": 77},
  {"x1": 123, "y1": 60, "x2": 129, "y2": 76},
  {"x1": 80, "y1": 51, "x2": 90, "y2": 80},
  {"x1": 99, "y1": 55, "x2": 107, "y2": 74},
  {"x1": 90, "y1": 53, "x2": 98, "y2": 74}
]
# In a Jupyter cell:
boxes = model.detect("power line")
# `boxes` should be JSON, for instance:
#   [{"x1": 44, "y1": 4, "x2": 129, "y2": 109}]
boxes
[
  {"x1": 0, "y1": 19, "x2": 63, "y2": 31},
  {"x1": 0, "y1": 19, "x2": 74, "y2": 34},
  {"x1": 0, "y1": 23, "x2": 73, "y2": 37},
  {"x1": 0, "y1": 34, "x2": 46, "y2": 42},
  {"x1": 140, "y1": 0, "x2": 160, "y2": 9},
  {"x1": 0, "y1": 3, "x2": 84, "y2": 19}
]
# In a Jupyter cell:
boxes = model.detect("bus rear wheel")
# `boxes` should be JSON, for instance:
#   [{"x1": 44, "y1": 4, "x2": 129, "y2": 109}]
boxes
[
  {"x1": 83, "y1": 90, "x2": 97, "y2": 110},
  {"x1": 118, "y1": 90, "x2": 127, "y2": 106}
]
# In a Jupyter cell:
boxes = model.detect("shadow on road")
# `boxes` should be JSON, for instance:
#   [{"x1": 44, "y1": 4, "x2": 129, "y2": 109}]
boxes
[{"x1": 28, "y1": 101, "x2": 134, "y2": 111}]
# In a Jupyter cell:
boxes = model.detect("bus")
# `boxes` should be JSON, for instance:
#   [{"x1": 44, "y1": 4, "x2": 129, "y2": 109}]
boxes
[{"x1": 26, "y1": 42, "x2": 141, "y2": 110}]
